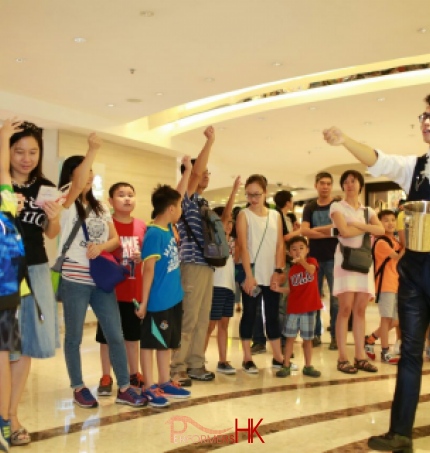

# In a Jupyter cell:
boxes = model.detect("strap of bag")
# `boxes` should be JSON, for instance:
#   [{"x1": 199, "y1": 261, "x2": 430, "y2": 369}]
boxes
[
  {"x1": 60, "y1": 204, "x2": 92, "y2": 257},
  {"x1": 253, "y1": 211, "x2": 270, "y2": 264},
  {"x1": 339, "y1": 207, "x2": 371, "y2": 253},
  {"x1": 372, "y1": 235, "x2": 394, "y2": 303}
]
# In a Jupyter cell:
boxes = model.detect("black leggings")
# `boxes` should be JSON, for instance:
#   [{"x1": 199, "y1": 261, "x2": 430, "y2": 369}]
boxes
[{"x1": 239, "y1": 285, "x2": 280, "y2": 340}]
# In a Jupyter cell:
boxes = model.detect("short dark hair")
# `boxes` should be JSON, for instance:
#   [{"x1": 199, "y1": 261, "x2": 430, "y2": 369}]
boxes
[
  {"x1": 287, "y1": 235, "x2": 308, "y2": 250},
  {"x1": 340, "y1": 170, "x2": 365, "y2": 193},
  {"x1": 180, "y1": 158, "x2": 196, "y2": 174},
  {"x1": 151, "y1": 184, "x2": 181, "y2": 219},
  {"x1": 10, "y1": 121, "x2": 45, "y2": 182},
  {"x1": 378, "y1": 209, "x2": 397, "y2": 220},
  {"x1": 425, "y1": 94, "x2": 430, "y2": 106},
  {"x1": 108, "y1": 182, "x2": 135, "y2": 198},
  {"x1": 315, "y1": 172, "x2": 333, "y2": 183},
  {"x1": 213, "y1": 206, "x2": 224, "y2": 217},
  {"x1": 274, "y1": 190, "x2": 292, "y2": 209},
  {"x1": 245, "y1": 174, "x2": 267, "y2": 191}
]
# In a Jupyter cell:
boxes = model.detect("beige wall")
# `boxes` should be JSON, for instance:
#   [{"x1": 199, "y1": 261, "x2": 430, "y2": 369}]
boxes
[{"x1": 58, "y1": 131, "x2": 177, "y2": 222}]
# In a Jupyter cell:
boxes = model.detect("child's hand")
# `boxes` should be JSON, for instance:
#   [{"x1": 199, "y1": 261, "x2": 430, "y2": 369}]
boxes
[
  {"x1": 181, "y1": 155, "x2": 192, "y2": 172},
  {"x1": 203, "y1": 125, "x2": 215, "y2": 141},
  {"x1": 86, "y1": 243, "x2": 102, "y2": 259},
  {"x1": 135, "y1": 305, "x2": 147, "y2": 319},
  {"x1": 0, "y1": 118, "x2": 23, "y2": 140},
  {"x1": 232, "y1": 176, "x2": 241, "y2": 193},
  {"x1": 131, "y1": 249, "x2": 141, "y2": 263},
  {"x1": 88, "y1": 133, "x2": 102, "y2": 152}
]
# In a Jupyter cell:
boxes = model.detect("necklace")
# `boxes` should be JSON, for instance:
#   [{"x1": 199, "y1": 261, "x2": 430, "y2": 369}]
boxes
[{"x1": 12, "y1": 176, "x2": 37, "y2": 188}]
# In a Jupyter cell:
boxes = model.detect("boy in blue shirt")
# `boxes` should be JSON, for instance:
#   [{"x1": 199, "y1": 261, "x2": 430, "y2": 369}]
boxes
[{"x1": 135, "y1": 157, "x2": 192, "y2": 407}]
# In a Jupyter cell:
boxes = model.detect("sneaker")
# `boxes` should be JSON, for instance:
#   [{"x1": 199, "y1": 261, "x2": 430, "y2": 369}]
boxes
[
  {"x1": 242, "y1": 361, "x2": 258, "y2": 374},
  {"x1": 187, "y1": 367, "x2": 215, "y2": 381},
  {"x1": 216, "y1": 362, "x2": 236, "y2": 375},
  {"x1": 130, "y1": 372, "x2": 145, "y2": 389},
  {"x1": 368, "y1": 432, "x2": 412, "y2": 450},
  {"x1": 144, "y1": 385, "x2": 170, "y2": 407},
  {"x1": 160, "y1": 381, "x2": 191, "y2": 399},
  {"x1": 272, "y1": 358, "x2": 283, "y2": 369},
  {"x1": 312, "y1": 336, "x2": 321, "y2": 347},
  {"x1": 171, "y1": 371, "x2": 192, "y2": 387},
  {"x1": 0, "y1": 417, "x2": 10, "y2": 452},
  {"x1": 250, "y1": 343, "x2": 266, "y2": 355},
  {"x1": 116, "y1": 387, "x2": 147, "y2": 407},
  {"x1": 97, "y1": 375, "x2": 113, "y2": 396},
  {"x1": 381, "y1": 351, "x2": 399, "y2": 365},
  {"x1": 393, "y1": 340, "x2": 401, "y2": 355},
  {"x1": 329, "y1": 338, "x2": 338, "y2": 350},
  {"x1": 276, "y1": 365, "x2": 291, "y2": 378},
  {"x1": 73, "y1": 387, "x2": 99, "y2": 409},
  {"x1": 303, "y1": 365, "x2": 321, "y2": 377},
  {"x1": 365, "y1": 344, "x2": 376, "y2": 360},
  {"x1": 290, "y1": 362, "x2": 299, "y2": 371}
]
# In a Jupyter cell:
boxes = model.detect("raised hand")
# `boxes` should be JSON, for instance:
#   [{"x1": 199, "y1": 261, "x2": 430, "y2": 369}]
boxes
[
  {"x1": 203, "y1": 125, "x2": 215, "y2": 141},
  {"x1": 181, "y1": 155, "x2": 192, "y2": 172},
  {"x1": 233, "y1": 176, "x2": 241, "y2": 192},
  {"x1": 0, "y1": 118, "x2": 23, "y2": 140},
  {"x1": 323, "y1": 127, "x2": 346, "y2": 146},
  {"x1": 88, "y1": 133, "x2": 102, "y2": 151}
]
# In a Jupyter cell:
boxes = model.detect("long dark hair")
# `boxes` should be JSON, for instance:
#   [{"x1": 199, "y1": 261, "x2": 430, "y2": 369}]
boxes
[
  {"x1": 59, "y1": 155, "x2": 103, "y2": 220},
  {"x1": 10, "y1": 122, "x2": 45, "y2": 182}
]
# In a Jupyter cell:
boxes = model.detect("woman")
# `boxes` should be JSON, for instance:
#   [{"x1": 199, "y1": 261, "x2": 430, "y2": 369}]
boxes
[
  {"x1": 58, "y1": 142, "x2": 146, "y2": 409},
  {"x1": 330, "y1": 170, "x2": 384, "y2": 374},
  {"x1": 236, "y1": 174, "x2": 285, "y2": 373},
  {"x1": 9, "y1": 122, "x2": 62, "y2": 446}
]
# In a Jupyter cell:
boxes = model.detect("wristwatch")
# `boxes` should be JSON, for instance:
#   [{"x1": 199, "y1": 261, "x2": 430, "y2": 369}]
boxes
[{"x1": 274, "y1": 268, "x2": 284, "y2": 274}]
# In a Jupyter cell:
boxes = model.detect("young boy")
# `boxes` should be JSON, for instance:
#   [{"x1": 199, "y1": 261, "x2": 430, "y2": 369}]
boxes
[
  {"x1": 135, "y1": 157, "x2": 192, "y2": 407},
  {"x1": 0, "y1": 119, "x2": 24, "y2": 452},
  {"x1": 273, "y1": 236, "x2": 323, "y2": 378},
  {"x1": 365, "y1": 209, "x2": 403, "y2": 365},
  {"x1": 96, "y1": 182, "x2": 146, "y2": 395}
]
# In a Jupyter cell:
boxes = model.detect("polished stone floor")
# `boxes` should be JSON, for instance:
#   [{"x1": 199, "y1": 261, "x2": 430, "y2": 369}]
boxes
[{"x1": 16, "y1": 299, "x2": 430, "y2": 452}]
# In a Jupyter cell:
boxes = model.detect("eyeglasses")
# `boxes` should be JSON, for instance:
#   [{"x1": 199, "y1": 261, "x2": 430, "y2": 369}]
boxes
[
  {"x1": 245, "y1": 192, "x2": 263, "y2": 199},
  {"x1": 418, "y1": 112, "x2": 430, "y2": 123}
]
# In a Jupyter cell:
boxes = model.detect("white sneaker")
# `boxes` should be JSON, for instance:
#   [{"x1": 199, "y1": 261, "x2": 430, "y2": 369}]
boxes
[
  {"x1": 290, "y1": 362, "x2": 299, "y2": 371},
  {"x1": 393, "y1": 340, "x2": 401, "y2": 355}
]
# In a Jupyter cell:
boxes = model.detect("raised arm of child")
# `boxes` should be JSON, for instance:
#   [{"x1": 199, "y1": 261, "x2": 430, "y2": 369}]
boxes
[
  {"x1": 294, "y1": 254, "x2": 316, "y2": 276},
  {"x1": 221, "y1": 176, "x2": 241, "y2": 227},
  {"x1": 0, "y1": 118, "x2": 22, "y2": 187},
  {"x1": 176, "y1": 155, "x2": 192, "y2": 199}
]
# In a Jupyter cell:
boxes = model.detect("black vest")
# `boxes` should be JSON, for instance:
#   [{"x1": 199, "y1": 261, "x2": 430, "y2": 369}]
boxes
[{"x1": 407, "y1": 153, "x2": 430, "y2": 201}]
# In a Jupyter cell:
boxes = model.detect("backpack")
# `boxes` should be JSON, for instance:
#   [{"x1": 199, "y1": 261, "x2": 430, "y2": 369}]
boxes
[
  {"x1": 371, "y1": 235, "x2": 394, "y2": 304},
  {"x1": 181, "y1": 199, "x2": 230, "y2": 267},
  {"x1": 0, "y1": 211, "x2": 26, "y2": 311}
]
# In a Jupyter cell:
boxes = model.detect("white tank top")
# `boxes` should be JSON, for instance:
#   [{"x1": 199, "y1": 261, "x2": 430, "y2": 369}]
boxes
[{"x1": 244, "y1": 208, "x2": 279, "y2": 286}]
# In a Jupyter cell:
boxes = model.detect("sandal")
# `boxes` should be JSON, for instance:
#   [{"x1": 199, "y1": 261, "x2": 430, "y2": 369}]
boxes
[
  {"x1": 11, "y1": 427, "x2": 31, "y2": 446},
  {"x1": 337, "y1": 360, "x2": 358, "y2": 374},
  {"x1": 354, "y1": 358, "x2": 378, "y2": 373}
]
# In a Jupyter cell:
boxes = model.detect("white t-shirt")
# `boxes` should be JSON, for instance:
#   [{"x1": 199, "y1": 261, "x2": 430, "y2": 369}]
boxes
[
  {"x1": 59, "y1": 202, "x2": 113, "y2": 267},
  {"x1": 213, "y1": 254, "x2": 235, "y2": 291}
]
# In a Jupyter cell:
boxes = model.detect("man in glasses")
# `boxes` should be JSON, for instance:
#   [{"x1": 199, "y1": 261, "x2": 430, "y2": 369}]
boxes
[{"x1": 323, "y1": 94, "x2": 430, "y2": 451}]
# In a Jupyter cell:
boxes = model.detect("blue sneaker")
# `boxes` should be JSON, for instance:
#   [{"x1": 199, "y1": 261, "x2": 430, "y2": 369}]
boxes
[
  {"x1": 73, "y1": 387, "x2": 99, "y2": 409},
  {"x1": 0, "y1": 416, "x2": 10, "y2": 452},
  {"x1": 160, "y1": 381, "x2": 191, "y2": 399},
  {"x1": 116, "y1": 387, "x2": 147, "y2": 407},
  {"x1": 144, "y1": 385, "x2": 170, "y2": 407}
]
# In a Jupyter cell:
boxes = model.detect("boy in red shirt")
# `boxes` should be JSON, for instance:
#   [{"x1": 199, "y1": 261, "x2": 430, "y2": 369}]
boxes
[
  {"x1": 96, "y1": 182, "x2": 146, "y2": 395},
  {"x1": 273, "y1": 236, "x2": 323, "y2": 378}
]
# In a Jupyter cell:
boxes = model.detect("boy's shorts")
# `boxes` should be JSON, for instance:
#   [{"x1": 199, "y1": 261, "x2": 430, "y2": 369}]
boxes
[
  {"x1": 377, "y1": 292, "x2": 398, "y2": 320},
  {"x1": 283, "y1": 311, "x2": 317, "y2": 340},
  {"x1": 210, "y1": 287, "x2": 234, "y2": 321},
  {"x1": 0, "y1": 308, "x2": 21, "y2": 357},
  {"x1": 140, "y1": 302, "x2": 182, "y2": 350},
  {"x1": 96, "y1": 301, "x2": 141, "y2": 343}
]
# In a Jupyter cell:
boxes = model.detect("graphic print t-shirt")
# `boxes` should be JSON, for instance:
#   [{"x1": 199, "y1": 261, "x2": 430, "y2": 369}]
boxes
[
  {"x1": 287, "y1": 257, "x2": 322, "y2": 314},
  {"x1": 113, "y1": 218, "x2": 146, "y2": 302},
  {"x1": 13, "y1": 177, "x2": 55, "y2": 265},
  {"x1": 141, "y1": 224, "x2": 183, "y2": 312}
]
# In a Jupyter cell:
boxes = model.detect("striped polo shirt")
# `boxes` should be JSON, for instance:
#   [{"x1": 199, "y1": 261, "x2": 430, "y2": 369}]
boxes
[{"x1": 177, "y1": 192, "x2": 208, "y2": 266}]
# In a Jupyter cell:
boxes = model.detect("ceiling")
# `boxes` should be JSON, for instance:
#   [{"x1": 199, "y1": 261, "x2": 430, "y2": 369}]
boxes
[{"x1": 1, "y1": 0, "x2": 430, "y2": 204}]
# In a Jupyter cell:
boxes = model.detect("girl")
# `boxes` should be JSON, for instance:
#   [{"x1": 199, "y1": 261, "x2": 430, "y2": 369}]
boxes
[{"x1": 330, "y1": 170, "x2": 384, "y2": 374}]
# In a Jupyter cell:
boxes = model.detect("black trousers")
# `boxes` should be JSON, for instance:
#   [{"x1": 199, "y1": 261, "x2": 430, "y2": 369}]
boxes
[{"x1": 390, "y1": 250, "x2": 430, "y2": 437}]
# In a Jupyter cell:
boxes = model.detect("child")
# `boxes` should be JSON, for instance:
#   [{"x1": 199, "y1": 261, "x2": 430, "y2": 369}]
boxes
[
  {"x1": 135, "y1": 157, "x2": 192, "y2": 407},
  {"x1": 365, "y1": 210, "x2": 403, "y2": 364},
  {"x1": 204, "y1": 177, "x2": 241, "y2": 374},
  {"x1": 0, "y1": 119, "x2": 24, "y2": 452},
  {"x1": 273, "y1": 236, "x2": 323, "y2": 378},
  {"x1": 96, "y1": 182, "x2": 146, "y2": 396}
]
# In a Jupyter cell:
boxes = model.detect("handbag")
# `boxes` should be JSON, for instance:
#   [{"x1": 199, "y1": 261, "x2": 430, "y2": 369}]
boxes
[
  {"x1": 82, "y1": 223, "x2": 129, "y2": 293},
  {"x1": 51, "y1": 206, "x2": 90, "y2": 301},
  {"x1": 340, "y1": 208, "x2": 373, "y2": 274},
  {"x1": 235, "y1": 212, "x2": 269, "y2": 283}
]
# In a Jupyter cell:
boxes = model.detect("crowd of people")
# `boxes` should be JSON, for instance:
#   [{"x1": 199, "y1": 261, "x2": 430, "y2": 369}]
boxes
[{"x1": 1, "y1": 93, "x2": 430, "y2": 452}]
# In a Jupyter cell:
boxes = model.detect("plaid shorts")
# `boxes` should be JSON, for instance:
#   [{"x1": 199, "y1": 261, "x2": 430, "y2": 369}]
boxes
[{"x1": 283, "y1": 311, "x2": 317, "y2": 340}]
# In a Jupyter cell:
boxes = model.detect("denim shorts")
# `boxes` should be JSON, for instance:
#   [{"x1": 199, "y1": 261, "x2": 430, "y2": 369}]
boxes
[{"x1": 12, "y1": 263, "x2": 60, "y2": 360}]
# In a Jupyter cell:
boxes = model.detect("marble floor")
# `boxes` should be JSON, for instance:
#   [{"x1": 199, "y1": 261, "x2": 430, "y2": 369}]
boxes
[{"x1": 15, "y1": 299, "x2": 430, "y2": 453}]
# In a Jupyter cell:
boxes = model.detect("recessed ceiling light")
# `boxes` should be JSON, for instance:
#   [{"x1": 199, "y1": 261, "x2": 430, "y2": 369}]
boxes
[
  {"x1": 73, "y1": 37, "x2": 86, "y2": 44},
  {"x1": 417, "y1": 27, "x2": 427, "y2": 33},
  {"x1": 140, "y1": 11, "x2": 154, "y2": 17},
  {"x1": 15, "y1": 58, "x2": 26, "y2": 63},
  {"x1": 309, "y1": 106, "x2": 317, "y2": 111},
  {"x1": 155, "y1": 92, "x2": 164, "y2": 96},
  {"x1": 126, "y1": 98, "x2": 142, "y2": 103},
  {"x1": 272, "y1": 62, "x2": 283, "y2": 67},
  {"x1": 219, "y1": 127, "x2": 227, "y2": 130},
  {"x1": 364, "y1": 121, "x2": 372, "y2": 126},
  {"x1": 204, "y1": 77, "x2": 215, "y2": 82},
  {"x1": 107, "y1": 103, "x2": 115, "y2": 108},
  {"x1": 257, "y1": 116, "x2": 266, "y2": 121},
  {"x1": 377, "y1": 97, "x2": 385, "y2": 102}
]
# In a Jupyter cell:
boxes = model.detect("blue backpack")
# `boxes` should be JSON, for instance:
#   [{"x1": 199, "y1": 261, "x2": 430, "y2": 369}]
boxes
[{"x1": 0, "y1": 211, "x2": 25, "y2": 310}]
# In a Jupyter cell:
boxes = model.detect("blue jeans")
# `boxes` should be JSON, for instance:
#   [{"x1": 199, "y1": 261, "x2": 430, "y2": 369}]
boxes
[
  {"x1": 314, "y1": 260, "x2": 339, "y2": 338},
  {"x1": 60, "y1": 279, "x2": 129, "y2": 389}
]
